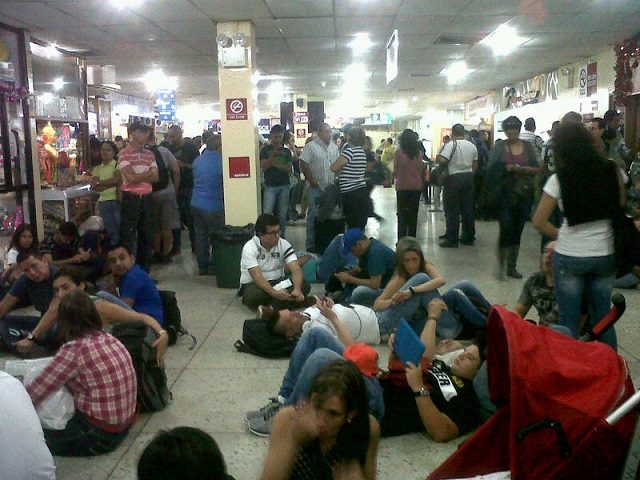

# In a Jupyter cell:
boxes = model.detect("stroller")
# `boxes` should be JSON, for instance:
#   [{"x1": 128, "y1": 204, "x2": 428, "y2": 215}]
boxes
[{"x1": 428, "y1": 297, "x2": 637, "y2": 480}]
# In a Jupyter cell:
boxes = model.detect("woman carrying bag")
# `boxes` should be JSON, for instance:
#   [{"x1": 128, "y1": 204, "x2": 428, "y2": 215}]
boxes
[{"x1": 483, "y1": 116, "x2": 541, "y2": 279}]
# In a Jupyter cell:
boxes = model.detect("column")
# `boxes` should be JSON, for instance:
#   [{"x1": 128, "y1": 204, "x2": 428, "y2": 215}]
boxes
[
  {"x1": 217, "y1": 21, "x2": 260, "y2": 226},
  {"x1": 292, "y1": 94, "x2": 309, "y2": 148}
]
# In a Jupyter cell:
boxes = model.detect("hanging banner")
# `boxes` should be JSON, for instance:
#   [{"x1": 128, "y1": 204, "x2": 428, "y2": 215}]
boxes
[
  {"x1": 587, "y1": 62, "x2": 598, "y2": 97},
  {"x1": 157, "y1": 89, "x2": 177, "y2": 122},
  {"x1": 464, "y1": 93, "x2": 495, "y2": 125},
  {"x1": 578, "y1": 65, "x2": 588, "y2": 98}
]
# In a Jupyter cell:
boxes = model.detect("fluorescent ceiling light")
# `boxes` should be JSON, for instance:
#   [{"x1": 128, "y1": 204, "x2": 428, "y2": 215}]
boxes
[
  {"x1": 265, "y1": 82, "x2": 285, "y2": 104},
  {"x1": 440, "y1": 61, "x2": 473, "y2": 84},
  {"x1": 142, "y1": 69, "x2": 178, "y2": 92},
  {"x1": 480, "y1": 24, "x2": 525, "y2": 56},
  {"x1": 343, "y1": 63, "x2": 368, "y2": 83},
  {"x1": 350, "y1": 34, "x2": 373, "y2": 55},
  {"x1": 46, "y1": 44, "x2": 61, "y2": 58},
  {"x1": 52, "y1": 77, "x2": 64, "y2": 91}
]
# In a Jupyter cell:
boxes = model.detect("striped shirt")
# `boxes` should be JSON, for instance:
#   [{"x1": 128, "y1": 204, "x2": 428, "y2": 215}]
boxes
[
  {"x1": 299, "y1": 138, "x2": 338, "y2": 190},
  {"x1": 26, "y1": 330, "x2": 137, "y2": 428},
  {"x1": 338, "y1": 146, "x2": 367, "y2": 193},
  {"x1": 118, "y1": 145, "x2": 157, "y2": 195}
]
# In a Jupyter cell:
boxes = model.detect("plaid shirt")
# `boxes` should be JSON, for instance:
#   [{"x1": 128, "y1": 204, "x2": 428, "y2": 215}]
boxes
[{"x1": 27, "y1": 330, "x2": 137, "y2": 427}]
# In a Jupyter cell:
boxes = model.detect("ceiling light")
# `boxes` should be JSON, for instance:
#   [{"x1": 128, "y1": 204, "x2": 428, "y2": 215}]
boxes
[
  {"x1": 52, "y1": 77, "x2": 64, "y2": 91},
  {"x1": 234, "y1": 32, "x2": 247, "y2": 47},
  {"x1": 343, "y1": 63, "x2": 368, "y2": 83},
  {"x1": 412, "y1": 96, "x2": 418, "y2": 102},
  {"x1": 321, "y1": 81, "x2": 327, "y2": 88},
  {"x1": 45, "y1": 44, "x2": 61, "y2": 58},
  {"x1": 265, "y1": 82, "x2": 285, "y2": 104},
  {"x1": 480, "y1": 24, "x2": 525, "y2": 56},
  {"x1": 440, "y1": 61, "x2": 473, "y2": 84},
  {"x1": 350, "y1": 33, "x2": 373, "y2": 55},
  {"x1": 142, "y1": 69, "x2": 178, "y2": 92}
]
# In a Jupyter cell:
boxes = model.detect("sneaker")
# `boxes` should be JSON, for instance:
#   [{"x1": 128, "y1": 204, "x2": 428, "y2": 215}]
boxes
[
  {"x1": 245, "y1": 397, "x2": 282, "y2": 422},
  {"x1": 248, "y1": 404, "x2": 282, "y2": 436},
  {"x1": 439, "y1": 240, "x2": 459, "y2": 248}
]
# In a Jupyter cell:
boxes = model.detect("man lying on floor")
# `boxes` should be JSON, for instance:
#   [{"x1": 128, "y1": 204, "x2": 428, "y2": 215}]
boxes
[{"x1": 380, "y1": 298, "x2": 485, "y2": 442}]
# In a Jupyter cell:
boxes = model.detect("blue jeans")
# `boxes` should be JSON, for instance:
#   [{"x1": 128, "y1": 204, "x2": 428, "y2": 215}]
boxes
[
  {"x1": 98, "y1": 200, "x2": 121, "y2": 245},
  {"x1": 442, "y1": 280, "x2": 492, "y2": 331},
  {"x1": 305, "y1": 187, "x2": 323, "y2": 249},
  {"x1": 191, "y1": 206, "x2": 225, "y2": 271},
  {"x1": 443, "y1": 173, "x2": 475, "y2": 243},
  {"x1": 96, "y1": 291, "x2": 133, "y2": 310},
  {"x1": 263, "y1": 185, "x2": 290, "y2": 238},
  {"x1": 498, "y1": 195, "x2": 531, "y2": 247},
  {"x1": 0, "y1": 315, "x2": 58, "y2": 355},
  {"x1": 552, "y1": 252, "x2": 617, "y2": 350},
  {"x1": 315, "y1": 234, "x2": 358, "y2": 285},
  {"x1": 278, "y1": 328, "x2": 384, "y2": 422},
  {"x1": 375, "y1": 272, "x2": 456, "y2": 338},
  {"x1": 44, "y1": 410, "x2": 130, "y2": 457},
  {"x1": 613, "y1": 272, "x2": 640, "y2": 289},
  {"x1": 349, "y1": 286, "x2": 384, "y2": 308}
]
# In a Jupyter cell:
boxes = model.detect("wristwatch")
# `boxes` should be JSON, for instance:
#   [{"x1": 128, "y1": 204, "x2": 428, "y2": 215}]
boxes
[
  {"x1": 414, "y1": 386, "x2": 430, "y2": 398},
  {"x1": 26, "y1": 332, "x2": 36, "y2": 342}
]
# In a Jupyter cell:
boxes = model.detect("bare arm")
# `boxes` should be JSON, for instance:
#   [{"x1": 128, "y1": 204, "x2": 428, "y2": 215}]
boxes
[
  {"x1": 0, "y1": 293, "x2": 19, "y2": 320},
  {"x1": 532, "y1": 193, "x2": 559, "y2": 239},
  {"x1": 336, "y1": 272, "x2": 382, "y2": 290},
  {"x1": 373, "y1": 272, "x2": 404, "y2": 310},
  {"x1": 318, "y1": 298, "x2": 356, "y2": 346},
  {"x1": 15, "y1": 297, "x2": 60, "y2": 354},
  {"x1": 300, "y1": 161, "x2": 318, "y2": 188},
  {"x1": 512, "y1": 302, "x2": 531, "y2": 319},
  {"x1": 91, "y1": 169, "x2": 122, "y2": 191},
  {"x1": 170, "y1": 161, "x2": 181, "y2": 192},
  {"x1": 120, "y1": 165, "x2": 159, "y2": 183},
  {"x1": 248, "y1": 266, "x2": 292, "y2": 301},
  {"x1": 287, "y1": 259, "x2": 306, "y2": 301},
  {"x1": 331, "y1": 155, "x2": 348, "y2": 173}
]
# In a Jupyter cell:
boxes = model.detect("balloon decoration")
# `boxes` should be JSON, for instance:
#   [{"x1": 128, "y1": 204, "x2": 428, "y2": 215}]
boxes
[{"x1": 614, "y1": 32, "x2": 640, "y2": 107}]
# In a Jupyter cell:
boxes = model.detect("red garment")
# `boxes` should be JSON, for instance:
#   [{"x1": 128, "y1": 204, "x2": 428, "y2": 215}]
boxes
[
  {"x1": 118, "y1": 145, "x2": 157, "y2": 195},
  {"x1": 394, "y1": 149, "x2": 423, "y2": 191},
  {"x1": 27, "y1": 330, "x2": 137, "y2": 428}
]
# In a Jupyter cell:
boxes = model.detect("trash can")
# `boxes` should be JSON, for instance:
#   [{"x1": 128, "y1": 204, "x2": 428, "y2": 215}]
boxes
[{"x1": 212, "y1": 224, "x2": 254, "y2": 289}]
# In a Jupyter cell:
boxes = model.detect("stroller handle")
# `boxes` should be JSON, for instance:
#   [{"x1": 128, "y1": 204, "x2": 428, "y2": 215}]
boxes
[{"x1": 579, "y1": 293, "x2": 625, "y2": 342}]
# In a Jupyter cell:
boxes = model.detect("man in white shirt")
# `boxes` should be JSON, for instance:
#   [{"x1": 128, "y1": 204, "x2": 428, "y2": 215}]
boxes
[
  {"x1": 240, "y1": 213, "x2": 314, "y2": 310},
  {"x1": 299, "y1": 123, "x2": 339, "y2": 251},
  {"x1": 438, "y1": 124, "x2": 478, "y2": 248},
  {"x1": 519, "y1": 117, "x2": 544, "y2": 165}
]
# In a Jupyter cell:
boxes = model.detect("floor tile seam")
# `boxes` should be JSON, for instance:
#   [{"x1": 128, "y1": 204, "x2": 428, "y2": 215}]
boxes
[
  {"x1": 102, "y1": 415, "x2": 154, "y2": 479},
  {"x1": 166, "y1": 296, "x2": 239, "y2": 389}
]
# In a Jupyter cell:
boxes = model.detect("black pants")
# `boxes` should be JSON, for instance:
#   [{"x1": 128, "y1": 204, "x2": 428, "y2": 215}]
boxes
[
  {"x1": 120, "y1": 192, "x2": 155, "y2": 272},
  {"x1": 396, "y1": 190, "x2": 422, "y2": 239},
  {"x1": 341, "y1": 187, "x2": 370, "y2": 230}
]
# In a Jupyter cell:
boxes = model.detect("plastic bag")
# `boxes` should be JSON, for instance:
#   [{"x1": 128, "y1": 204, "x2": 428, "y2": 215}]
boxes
[{"x1": 23, "y1": 362, "x2": 75, "y2": 430}]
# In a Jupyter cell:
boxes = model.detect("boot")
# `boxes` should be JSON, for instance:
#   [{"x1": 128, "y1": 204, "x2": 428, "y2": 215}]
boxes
[
  {"x1": 507, "y1": 244, "x2": 523, "y2": 279},
  {"x1": 495, "y1": 247, "x2": 508, "y2": 281}
]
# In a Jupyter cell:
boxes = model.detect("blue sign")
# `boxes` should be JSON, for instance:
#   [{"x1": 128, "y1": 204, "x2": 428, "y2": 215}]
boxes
[{"x1": 156, "y1": 89, "x2": 177, "y2": 122}]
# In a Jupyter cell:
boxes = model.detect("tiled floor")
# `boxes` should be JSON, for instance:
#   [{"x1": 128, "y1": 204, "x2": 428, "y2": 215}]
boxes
[{"x1": 2, "y1": 186, "x2": 640, "y2": 479}]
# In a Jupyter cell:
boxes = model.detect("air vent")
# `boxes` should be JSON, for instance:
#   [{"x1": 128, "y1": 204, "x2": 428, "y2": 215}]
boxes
[{"x1": 434, "y1": 34, "x2": 484, "y2": 46}]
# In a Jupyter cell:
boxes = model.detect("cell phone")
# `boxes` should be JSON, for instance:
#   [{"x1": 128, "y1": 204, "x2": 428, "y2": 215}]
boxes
[{"x1": 318, "y1": 294, "x2": 326, "y2": 302}]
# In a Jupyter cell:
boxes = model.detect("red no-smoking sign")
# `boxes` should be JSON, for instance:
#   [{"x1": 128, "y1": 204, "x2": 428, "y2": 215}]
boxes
[{"x1": 226, "y1": 98, "x2": 248, "y2": 120}]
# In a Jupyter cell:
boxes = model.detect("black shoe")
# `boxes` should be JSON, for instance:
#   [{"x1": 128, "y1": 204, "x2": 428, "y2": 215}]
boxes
[
  {"x1": 438, "y1": 234, "x2": 448, "y2": 239},
  {"x1": 430, "y1": 208, "x2": 443, "y2": 212},
  {"x1": 460, "y1": 239, "x2": 475, "y2": 246},
  {"x1": 507, "y1": 269, "x2": 523, "y2": 279},
  {"x1": 439, "y1": 241, "x2": 458, "y2": 248}
]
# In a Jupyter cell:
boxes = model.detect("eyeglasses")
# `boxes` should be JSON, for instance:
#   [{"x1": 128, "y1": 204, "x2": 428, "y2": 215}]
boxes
[{"x1": 264, "y1": 229, "x2": 281, "y2": 237}]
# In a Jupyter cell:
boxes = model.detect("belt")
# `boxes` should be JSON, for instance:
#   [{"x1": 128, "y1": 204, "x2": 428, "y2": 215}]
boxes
[
  {"x1": 122, "y1": 190, "x2": 151, "y2": 197},
  {"x1": 85, "y1": 405, "x2": 139, "y2": 433}
]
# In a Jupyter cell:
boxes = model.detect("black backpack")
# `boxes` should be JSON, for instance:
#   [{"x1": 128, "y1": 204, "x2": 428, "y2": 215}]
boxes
[
  {"x1": 111, "y1": 323, "x2": 170, "y2": 413},
  {"x1": 146, "y1": 144, "x2": 170, "y2": 192},
  {"x1": 234, "y1": 318, "x2": 297, "y2": 358},
  {"x1": 159, "y1": 290, "x2": 196, "y2": 349}
]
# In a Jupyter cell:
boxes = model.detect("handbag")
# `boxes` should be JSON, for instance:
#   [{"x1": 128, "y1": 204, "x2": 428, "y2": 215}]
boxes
[
  {"x1": 613, "y1": 210, "x2": 640, "y2": 267},
  {"x1": 431, "y1": 141, "x2": 457, "y2": 187},
  {"x1": 505, "y1": 143, "x2": 534, "y2": 205}
]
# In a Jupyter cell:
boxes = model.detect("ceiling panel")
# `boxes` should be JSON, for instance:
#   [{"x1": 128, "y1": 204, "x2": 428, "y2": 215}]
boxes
[
  {"x1": 265, "y1": 0, "x2": 334, "y2": 18},
  {"x1": 276, "y1": 17, "x2": 335, "y2": 37},
  {"x1": 0, "y1": 1, "x2": 77, "y2": 28},
  {"x1": 51, "y1": 0, "x2": 148, "y2": 26},
  {"x1": 254, "y1": 18, "x2": 284, "y2": 39},
  {"x1": 335, "y1": 0, "x2": 403, "y2": 17},
  {"x1": 132, "y1": 0, "x2": 205, "y2": 22},
  {"x1": 397, "y1": 0, "x2": 473, "y2": 16},
  {"x1": 108, "y1": 22, "x2": 173, "y2": 42},
  {"x1": 190, "y1": 0, "x2": 272, "y2": 20},
  {"x1": 155, "y1": 21, "x2": 216, "y2": 42},
  {"x1": 335, "y1": 16, "x2": 394, "y2": 37}
]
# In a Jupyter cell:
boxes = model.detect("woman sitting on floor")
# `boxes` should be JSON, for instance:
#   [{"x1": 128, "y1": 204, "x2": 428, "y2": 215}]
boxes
[
  {"x1": 260, "y1": 359, "x2": 380, "y2": 480},
  {"x1": 25, "y1": 291, "x2": 137, "y2": 456}
]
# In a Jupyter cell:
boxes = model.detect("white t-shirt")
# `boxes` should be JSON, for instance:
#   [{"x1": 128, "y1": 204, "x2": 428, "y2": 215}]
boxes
[
  {"x1": 439, "y1": 139, "x2": 477, "y2": 175},
  {"x1": 0, "y1": 371, "x2": 56, "y2": 480},
  {"x1": 6, "y1": 247, "x2": 19, "y2": 266},
  {"x1": 240, "y1": 236, "x2": 297, "y2": 285},
  {"x1": 543, "y1": 174, "x2": 613, "y2": 257},
  {"x1": 301, "y1": 304, "x2": 381, "y2": 345}
]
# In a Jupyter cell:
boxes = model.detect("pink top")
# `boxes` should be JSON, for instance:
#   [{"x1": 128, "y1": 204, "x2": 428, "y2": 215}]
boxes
[
  {"x1": 118, "y1": 145, "x2": 157, "y2": 195},
  {"x1": 394, "y1": 149, "x2": 424, "y2": 191}
]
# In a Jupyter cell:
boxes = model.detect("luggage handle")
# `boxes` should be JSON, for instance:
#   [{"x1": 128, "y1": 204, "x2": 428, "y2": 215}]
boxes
[{"x1": 516, "y1": 418, "x2": 571, "y2": 458}]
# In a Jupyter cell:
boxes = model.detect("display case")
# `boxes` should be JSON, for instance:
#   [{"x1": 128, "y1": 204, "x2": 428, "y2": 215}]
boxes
[
  {"x1": 0, "y1": 23, "x2": 37, "y2": 249},
  {"x1": 28, "y1": 38, "x2": 92, "y2": 233}
]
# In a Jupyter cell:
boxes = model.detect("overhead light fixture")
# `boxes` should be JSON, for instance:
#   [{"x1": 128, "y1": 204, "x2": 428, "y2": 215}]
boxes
[
  {"x1": 480, "y1": 24, "x2": 525, "y2": 56},
  {"x1": 350, "y1": 33, "x2": 372, "y2": 56},
  {"x1": 52, "y1": 77, "x2": 64, "y2": 91},
  {"x1": 45, "y1": 44, "x2": 61, "y2": 58},
  {"x1": 321, "y1": 81, "x2": 327, "y2": 88},
  {"x1": 234, "y1": 32, "x2": 247, "y2": 47},
  {"x1": 440, "y1": 61, "x2": 473, "y2": 84},
  {"x1": 142, "y1": 69, "x2": 178, "y2": 92},
  {"x1": 265, "y1": 82, "x2": 285, "y2": 104}
]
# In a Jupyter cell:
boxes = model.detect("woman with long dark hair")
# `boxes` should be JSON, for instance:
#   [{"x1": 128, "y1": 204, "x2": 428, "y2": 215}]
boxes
[
  {"x1": 2, "y1": 223, "x2": 38, "y2": 285},
  {"x1": 533, "y1": 121, "x2": 624, "y2": 350},
  {"x1": 25, "y1": 291, "x2": 137, "y2": 456},
  {"x1": 394, "y1": 129, "x2": 425, "y2": 239},
  {"x1": 485, "y1": 116, "x2": 541, "y2": 279},
  {"x1": 260, "y1": 359, "x2": 379, "y2": 480}
]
